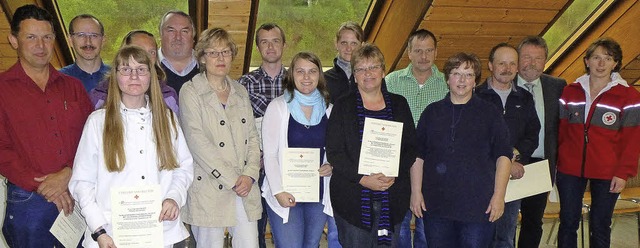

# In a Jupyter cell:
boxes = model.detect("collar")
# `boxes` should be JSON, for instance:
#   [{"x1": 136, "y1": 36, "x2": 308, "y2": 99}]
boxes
[
  {"x1": 4, "y1": 61, "x2": 64, "y2": 85},
  {"x1": 575, "y1": 72, "x2": 629, "y2": 89},
  {"x1": 516, "y1": 74, "x2": 541, "y2": 87},
  {"x1": 158, "y1": 48, "x2": 197, "y2": 76},
  {"x1": 336, "y1": 56, "x2": 351, "y2": 75},
  {"x1": 120, "y1": 95, "x2": 151, "y2": 114},
  {"x1": 257, "y1": 64, "x2": 286, "y2": 79},
  {"x1": 485, "y1": 77, "x2": 519, "y2": 93},
  {"x1": 400, "y1": 64, "x2": 444, "y2": 82}
]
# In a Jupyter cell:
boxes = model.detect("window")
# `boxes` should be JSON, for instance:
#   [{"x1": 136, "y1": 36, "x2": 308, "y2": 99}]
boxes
[
  {"x1": 251, "y1": 0, "x2": 371, "y2": 67},
  {"x1": 56, "y1": 0, "x2": 188, "y2": 65}
]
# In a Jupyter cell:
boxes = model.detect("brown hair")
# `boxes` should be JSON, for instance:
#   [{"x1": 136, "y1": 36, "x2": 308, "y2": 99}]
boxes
[
  {"x1": 443, "y1": 52, "x2": 482, "y2": 85},
  {"x1": 194, "y1": 28, "x2": 238, "y2": 73},
  {"x1": 583, "y1": 38, "x2": 622, "y2": 74},
  {"x1": 103, "y1": 45, "x2": 178, "y2": 172},
  {"x1": 351, "y1": 43, "x2": 386, "y2": 75},
  {"x1": 335, "y1": 21, "x2": 364, "y2": 42},
  {"x1": 283, "y1": 52, "x2": 330, "y2": 107}
]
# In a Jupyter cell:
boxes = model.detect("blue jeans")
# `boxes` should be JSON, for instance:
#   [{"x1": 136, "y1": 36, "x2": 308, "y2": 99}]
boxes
[
  {"x1": 491, "y1": 200, "x2": 520, "y2": 248},
  {"x1": 399, "y1": 210, "x2": 427, "y2": 248},
  {"x1": 557, "y1": 172, "x2": 618, "y2": 248},
  {"x1": 267, "y1": 202, "x2": 328, "y2": 248},
  {"x1": 327, "y1": 216, "x2": 342, "y2": 248},
  {"x1": 3, "y1": 183, "x2": 64, "y2": 247},
  {"x1": 257, "y1": 169, "x2": 268, "y2": 248},
  {"x1": 423, "y1": 213, "x2": 494, "y2": 248}
]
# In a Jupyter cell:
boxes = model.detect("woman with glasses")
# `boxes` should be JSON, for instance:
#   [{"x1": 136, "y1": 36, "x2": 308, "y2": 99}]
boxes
[
  {"x1": 557, "y1": 38, "x2": 640, "y2": 248},
  {"x1": 69, "y1": 45, "x2": 194, "y2": 248},
  {"x1": 415, "y1": 52, "x2": 511, "y2": 247},
  {"x1": 326, "y1": 43, "x2": 416, "y2": 247},
  {"x1": 89, "y1": 30, "x2": 179, "y2": 114},
  {"x1": 179, "y1": 28, "x2": 262, "y2": 248},
  {"x1": 261, "y1": 51, "x2": 334, "y2": 248}
]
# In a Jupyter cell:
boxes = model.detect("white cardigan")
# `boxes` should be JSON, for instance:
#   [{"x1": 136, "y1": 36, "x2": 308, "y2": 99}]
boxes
[
  {"x1": 69, "y1": 103, "x2": 194, "y2": 248},
  {"x1": 261, "y1": 95, "x2": 334, "y2": 223}
]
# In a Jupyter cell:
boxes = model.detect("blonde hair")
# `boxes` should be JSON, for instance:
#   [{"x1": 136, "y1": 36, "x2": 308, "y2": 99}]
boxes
[{"x1": 103, "y1": 45, "x2": 178, "y2": 172}]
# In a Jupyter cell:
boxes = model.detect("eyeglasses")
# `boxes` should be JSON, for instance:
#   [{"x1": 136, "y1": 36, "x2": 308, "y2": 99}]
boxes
[
  {"x1": 117, "y1": 67, "x2": 150, "y2": 76},
  {"x1": 71, "y1": 32, "x2": 103, "y2": 40},
  {"x1": 354, "y1": 64, "x2": 383, "y2": 75},
  {"x1": 449, "y1": 72, "x2": 475, "y2": 80},
  {"x1": 204, "y1": 50, "x2": 233, "y2": 58}
]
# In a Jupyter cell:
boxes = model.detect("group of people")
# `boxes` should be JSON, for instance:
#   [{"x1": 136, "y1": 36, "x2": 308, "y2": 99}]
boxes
[{"x1": 0, "y1": 3, "x2": 639, "y2": 248}]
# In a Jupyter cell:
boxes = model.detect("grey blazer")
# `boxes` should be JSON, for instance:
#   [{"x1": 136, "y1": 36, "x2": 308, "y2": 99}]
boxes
[{"x1": 519, "y1": 74, "x2": 566, "y2": 183}]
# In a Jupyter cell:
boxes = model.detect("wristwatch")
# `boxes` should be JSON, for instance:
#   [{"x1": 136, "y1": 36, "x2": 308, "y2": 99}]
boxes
[{"x1": 91, "y1": 228, "x2": 107, "y2": 241}]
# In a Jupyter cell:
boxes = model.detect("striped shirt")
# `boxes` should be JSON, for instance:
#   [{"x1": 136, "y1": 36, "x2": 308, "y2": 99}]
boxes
[{"x1": 385, "y1": 64, "x2": 448, "y2": 126}]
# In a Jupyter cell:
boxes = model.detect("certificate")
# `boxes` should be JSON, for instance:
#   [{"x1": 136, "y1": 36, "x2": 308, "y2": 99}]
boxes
[
  {"x1": 505, "y1": 160, "x2": 553, "y2": 202},
  {"x1": 110, "y1": 184, "x2": 163, "y2": 247},
  {"x1": 50, "y1": 205, "x2": 86, "y2": 248},
  {"x1": 358, "y1": 118, "x2": 403, "y2": 177},
  {"x1": 282, "y1": 148, "x2": 320, "y2": 202}
]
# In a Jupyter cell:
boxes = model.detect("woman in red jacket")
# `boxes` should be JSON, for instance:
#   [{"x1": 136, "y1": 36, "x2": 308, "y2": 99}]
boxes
[{"x1": 557, "y1": 38, "x2": 640, "y2": 248}]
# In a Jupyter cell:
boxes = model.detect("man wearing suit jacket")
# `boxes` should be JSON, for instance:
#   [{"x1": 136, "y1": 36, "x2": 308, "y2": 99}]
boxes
[{"x1": 515, "y1": 36, "x2": 566, "y2": 248}]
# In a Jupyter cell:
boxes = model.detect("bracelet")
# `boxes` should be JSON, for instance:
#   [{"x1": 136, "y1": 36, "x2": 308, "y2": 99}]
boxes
[{"x1": 91, "y1": 228, "x2": 107, "y2": 241}]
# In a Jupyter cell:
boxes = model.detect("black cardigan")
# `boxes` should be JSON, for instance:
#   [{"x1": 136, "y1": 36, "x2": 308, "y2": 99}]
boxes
[{"x1": 326, "y1": 91, "x2": 416, "y2": 230}]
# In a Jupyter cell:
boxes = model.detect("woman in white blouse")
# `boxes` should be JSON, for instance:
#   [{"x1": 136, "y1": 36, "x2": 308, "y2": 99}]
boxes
[{"x1": 69, "y1": 46, "x2": 194, "y2": 248}]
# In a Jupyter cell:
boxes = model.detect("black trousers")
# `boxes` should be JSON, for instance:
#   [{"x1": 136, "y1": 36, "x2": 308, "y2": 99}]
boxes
[{"x1": 517, "y1": 169, "x2": 550, "y2": 248}]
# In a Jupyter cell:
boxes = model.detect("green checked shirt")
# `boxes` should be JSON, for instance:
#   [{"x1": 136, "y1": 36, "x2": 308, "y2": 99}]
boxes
[{"x1": 385, "y1": 64, "x2": 448, "y2": 126}]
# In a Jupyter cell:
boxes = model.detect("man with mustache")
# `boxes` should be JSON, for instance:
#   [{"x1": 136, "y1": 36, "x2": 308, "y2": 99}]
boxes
[
  {"x1": 158, "y1": 10, "x2": 198, "y2": 95},
  {"x1": 385, "y1": 29, "x2": 448, "y2": 248},
  {"x1": 475, "y1": 43, "x2": 540, "y2": 248},
  {"x1": 59, "y1": 14, "x2": 109, "y2": 92},
  {"x1": 0, "y1": 5, "x2": 93, "y2": 247},
  {"x1": 514, "y1": 36, "x2": 565, "y2": 248}
]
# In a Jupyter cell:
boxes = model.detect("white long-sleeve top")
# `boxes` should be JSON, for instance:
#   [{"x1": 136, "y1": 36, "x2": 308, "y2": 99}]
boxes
[
  {"x1": 69, "y1": 102, "x2": 194, "y2": 248},
  {"x1": 261, "y1": 96, "x2": 334, "y2": 223}
]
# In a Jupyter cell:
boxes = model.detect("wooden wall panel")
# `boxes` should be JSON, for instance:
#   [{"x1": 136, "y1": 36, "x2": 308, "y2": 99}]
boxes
[
  {"x1": 426, "y1": 7, "x2": 557, "y2": 23},
  {"x1": 207, "y1": 0, "x2": 251, "y2": 79},
  {"x1": 433, "y1": 0, "x2": 567, "y2": 10}
]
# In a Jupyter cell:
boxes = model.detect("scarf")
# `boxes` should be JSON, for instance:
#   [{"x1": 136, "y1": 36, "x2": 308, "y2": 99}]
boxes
[
  {"x1": 285, "y1": 89, "x2": 326, "y2": 126},
  {"x1": 356, "y1": 87, "x2": 394, "y2": 245}
]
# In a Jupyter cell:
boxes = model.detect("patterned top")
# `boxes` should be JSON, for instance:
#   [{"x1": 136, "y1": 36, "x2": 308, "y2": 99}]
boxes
[
  {"x1": 385, "y1": 64, "x2": 448, "y2": 126},
  {"x1": 238, "y1": 66, "x2": 286, "y2": 118}
]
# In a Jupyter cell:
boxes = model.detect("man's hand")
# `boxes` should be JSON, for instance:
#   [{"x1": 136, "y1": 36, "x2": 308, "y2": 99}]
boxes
[
  {"x1": 233, "y1": 175, "x2": 253, "y2": 197},
  {"x1": 275, "y1": 192, "x2": 295, "y2": 208},
  {"x1": 410, "y1": 191, "x2": 426, "y2": 218},
  {"x1": 318, "y1": 163, "x2": 333, "y2": 177},
  {"x1": 159, "y1": 199, "x2": 179, "y2": 222},
  {"x1": 34, "y1": 167, "x2": 72, "y2": 201},
  {"x1": 510, "y1": 162, "x2": 525, "y2": 180},
  {"x1": 52, "y1": 190, "x2": 75, "y2": 216},
  {"x1": 610, "y1": 176, "x2": 627, "y2": 193},
  {"x1": 97, "y1": 233, "x2": 117, "y2": 248},
  {"x1": 485, "y1": 194, "x2": 505, "y2": 222},
  {"x1": 359, "y1": 173, "x2": 395, "y2": 191}
]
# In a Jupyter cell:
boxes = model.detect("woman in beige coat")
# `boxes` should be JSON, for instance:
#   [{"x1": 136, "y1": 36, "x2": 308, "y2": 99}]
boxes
[{"x1": 179, "y1": 28, "x2": 262, "y2": 248}]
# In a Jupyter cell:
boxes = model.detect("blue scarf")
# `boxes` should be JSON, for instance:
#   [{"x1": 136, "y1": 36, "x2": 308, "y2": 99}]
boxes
[{"x1": 285, "y1": 89, "x2": 326, "y2": 126}]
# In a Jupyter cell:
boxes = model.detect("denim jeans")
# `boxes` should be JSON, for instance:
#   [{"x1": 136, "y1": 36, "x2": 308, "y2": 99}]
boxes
[
  {"x1": 423, "y1": 212, "x2": 494, "y2": 248},
  {"x1": 556, "y1": 172, "x2": 618, "y2": 248},
  {"x1": 398, "y1": 210, "x2": 427, "y2": 248},
  {"x1": 267, "y1": 202, "x2": 328, "y2": 248},
  {"x1": 491, "y1": 200, "x2": 520, "y2": 248},
  {"x1": 3, "y1": 183, "x2": 64, "y2": 248},
  {"x1": 334, "y1": 201, "x2": 401, "y2": 248},
  {"x1": 327, "y1": 216, "x2": 342, "y2": 248},
  {"x1": 257, "y1": 169, "x2": 268, "y2": 248}
]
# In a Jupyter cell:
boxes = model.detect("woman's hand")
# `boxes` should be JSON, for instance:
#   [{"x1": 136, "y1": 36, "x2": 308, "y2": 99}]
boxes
[
  {"x1": 158, "y1": 199, "x2": 179, "y2": 222},
  {"x1": 610, "y1": 176, "x2": 627, "y2": 193},
  {"x1": 97, "y1": 234, "x2": 117, "y2": 248},
  {"x1": 318, "y1": 163, "x2": 333, "y2": 177},
  {"x1": 485, "y1": 194, "x2": 505, "y2": 222},
  {"x1": 234, "y1": 175, "x2": 254, "y2": 197},
  {"x1": 359, "y1": 173, "x2": 395, "y2": 191},
  {"x1": 410, "y1": 191, "x2": 426, "y2": 218},
  {"x1": 275, "y1": 192, "x2": 296, "y2": 208}
]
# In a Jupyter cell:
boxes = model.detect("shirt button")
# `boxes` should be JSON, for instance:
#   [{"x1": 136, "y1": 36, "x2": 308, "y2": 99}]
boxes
[
  {"x1": 50, "y1": 116, "x2": 55, "y2": 120},
  {"x1": 245, "y1": 139, "x2": 247, "y2": 144},
  {"x1": 218, "y1": 184, "x2": 223, "y2": 190},
  {"x1": 140, "y1": 149, "x2": 144, "y2": 154},
  {"x1": 47, "y1": 100, "x2": 51, "y2": 103},
  {"x1": 220, "y1": 120, "x2": 225, "y2": 126},
  {"x1": 197, "y1": 176, "x2": 202, "y2": 180},
  {"x1": 141, "y1": 118, "x2": 144, "y2": 121},
  {"x1": 219, "y1": 142, "x2": 225, "y2": 147},
  {"x1": 140, "y1": 113, "x2": 144, "y2": 115},
  {"x1": 140, "y1": 126, "x2": 144, "y2": 130},
  {"x1": 141, "y1": 175, "x2": 145, "y2": 179},
  {"x1": 241, "y1": 118, "x2": 246, "y2": 123}
]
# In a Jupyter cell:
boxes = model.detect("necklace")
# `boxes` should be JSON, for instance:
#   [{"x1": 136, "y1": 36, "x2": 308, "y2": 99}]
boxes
[
  {"x1": 213, "y1": 80, "x2": 228, "y2": 93},
  {"x1": 449, "y1": 104, "x2": 464, "y2": 153}
]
